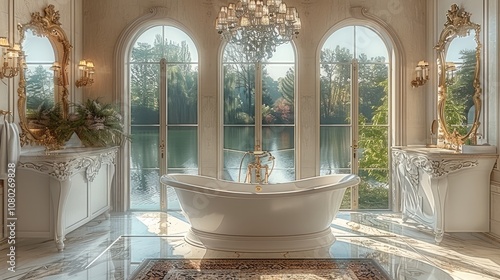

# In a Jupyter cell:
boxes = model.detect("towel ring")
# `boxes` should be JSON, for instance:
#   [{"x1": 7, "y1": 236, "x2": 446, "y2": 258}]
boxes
[{"x1": 0, "y1": 110, "x2": 12, "y2": 122}]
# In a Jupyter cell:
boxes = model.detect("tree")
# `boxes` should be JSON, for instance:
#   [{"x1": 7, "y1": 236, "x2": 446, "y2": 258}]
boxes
[
  {"x1": 445, "y1": 49, "x2": 476, "y2": 134},
  {"x1": 130, "y1": 33, "x2": 198, "y2": 190},
  {"x1": 320, "y1": 46, "x2": 390, "y2": 209},
  {"x1": 320, "y1": 46, "x2": 352, "y2": 124},
  {"x1": 26, "y1": 65, "x2": 54, "y2": 112}
]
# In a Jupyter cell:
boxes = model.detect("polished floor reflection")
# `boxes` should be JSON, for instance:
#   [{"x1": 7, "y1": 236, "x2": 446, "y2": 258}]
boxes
[{"x1": 1, "y1": 211, "x2": 500, "y2": 279}]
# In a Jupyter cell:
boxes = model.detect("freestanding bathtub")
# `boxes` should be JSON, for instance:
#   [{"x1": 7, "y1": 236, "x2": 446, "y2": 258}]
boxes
[{"x1": 160, "y1": 174, "x2": 360, "y2": 252}]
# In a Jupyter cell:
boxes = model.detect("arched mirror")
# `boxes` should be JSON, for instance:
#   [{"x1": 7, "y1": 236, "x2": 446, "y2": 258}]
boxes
[
  {"x1": 436, "y1": 4, "x2": 481, "y2": 148},
  {"x1": 17, "y1": 4, "x2": 72, "y2": 146}
]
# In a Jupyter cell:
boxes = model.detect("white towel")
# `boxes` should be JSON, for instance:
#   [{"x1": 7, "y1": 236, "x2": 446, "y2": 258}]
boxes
[
  {"x1": 7, "y1": 122, "x2": 21, "y2": 164},
  {"x1": 0, "y1": 123, "x2": 7, "y2": 179}
]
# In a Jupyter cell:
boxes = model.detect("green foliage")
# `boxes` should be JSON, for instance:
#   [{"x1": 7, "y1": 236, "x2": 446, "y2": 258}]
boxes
[
  {"x1": 72, "y1": 99, "x2": 126, "y2": 147},
  {"x1": 320, "y1": 47, "x2": 352, "y2": 124},
  {"x1": 320, "y1": 45, "x2": 390, "y2": 209},
  {"x1": 445, "y1": 49, "x2": 476, "y2": 134},
  {"x1": 28, "y1": 103, "x2": 73, "y2": 146},
  {"x1": 130, "y1": 35, "x2": 197, "y2": 125},
  {"x1": 25, "y1": 65, "x2": 55, "y2": 113},
  {"x1": 28, "y1": 99, "x2": 126, "y2": 148}
]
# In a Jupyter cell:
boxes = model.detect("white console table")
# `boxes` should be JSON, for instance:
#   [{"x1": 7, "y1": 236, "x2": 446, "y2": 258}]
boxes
[
  {"x1": 15, "y1": 146, "x2": 117, "y2": 251},
  {"x1": 392, "y1": 146, "x2": 497, "y2": 243}
]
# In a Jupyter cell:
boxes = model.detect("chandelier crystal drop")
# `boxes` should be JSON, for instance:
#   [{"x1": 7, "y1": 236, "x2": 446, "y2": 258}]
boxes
[{"x1": 215, "y1": 0, "x2": 301, "y2": 62}]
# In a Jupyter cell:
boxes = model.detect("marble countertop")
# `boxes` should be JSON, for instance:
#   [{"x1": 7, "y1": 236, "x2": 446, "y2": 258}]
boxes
[
  {"x1": 20, "y1": 146, "x2": 119, "y2": 159},
  {"x1": 391, "y1": 145, "x2": 498, "y2": 158}
]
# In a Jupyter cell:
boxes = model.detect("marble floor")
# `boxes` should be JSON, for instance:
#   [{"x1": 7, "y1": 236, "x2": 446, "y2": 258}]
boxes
[{"x1": 1, "y1": 211, "x2": 500, "y2": 280}]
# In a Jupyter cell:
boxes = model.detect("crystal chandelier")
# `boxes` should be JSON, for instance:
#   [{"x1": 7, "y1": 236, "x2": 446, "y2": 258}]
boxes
[{"x1": 215, "y1": 0, "x2": 301, "y2": 62}]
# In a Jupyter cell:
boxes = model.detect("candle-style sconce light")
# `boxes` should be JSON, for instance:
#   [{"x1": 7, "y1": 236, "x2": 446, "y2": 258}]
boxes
[
  {"x1": 445, "y1": 62, "x2": 456, "y2": 84},
  {"x1": 411, "y1": 60, "x2": 429, "y2": 88},
  {"x1": 75, "y1": 59, "x2": 95, "y2": 87},
  {"x1": 0, "y1": 37, "x2": 23, "y2": 80}
]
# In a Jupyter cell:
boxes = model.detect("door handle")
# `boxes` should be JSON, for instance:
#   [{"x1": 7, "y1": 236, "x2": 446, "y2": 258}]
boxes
[{"x1": 159, "y1": 141, "x2": 165, "y2": 159}]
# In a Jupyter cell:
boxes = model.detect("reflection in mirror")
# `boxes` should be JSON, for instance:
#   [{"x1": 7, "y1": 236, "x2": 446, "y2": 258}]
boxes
[
  {"x1": 17, "y1": 4, "x2": 72, "y2": 147},
  {"x1": 436, "y1": 4, "x2": 481, "y2": 149},
  {"x1": 23, "y1": 29, "x2": 56, "y2": 115},
  {"x1": 444, "y1": 32, "x2": 477, "y2": 136}
]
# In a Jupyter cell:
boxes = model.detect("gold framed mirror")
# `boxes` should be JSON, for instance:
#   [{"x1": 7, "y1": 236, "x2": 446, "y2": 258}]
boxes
[
  {"x1": 435, "y1": 4, "x2": 481, "y2": 148},
  {"x1": 17, "y1": 4, "x2": 72, "y2": 146}
]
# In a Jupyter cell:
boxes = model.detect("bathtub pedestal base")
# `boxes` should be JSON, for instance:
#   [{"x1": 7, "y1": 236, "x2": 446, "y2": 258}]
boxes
[{"x1": 185, "y1": 227, "x2": 336, "y2": 253}]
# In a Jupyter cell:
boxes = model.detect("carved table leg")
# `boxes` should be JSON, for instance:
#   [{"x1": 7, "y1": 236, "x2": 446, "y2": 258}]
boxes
[
  {"x1": 434, "y1": 230, "x2": 444, "y2": 244},
  {"x1": 431, "y1": 176, "x2": 448, "y2": 245},
  {"x1": 49, "y1": 178, "x2": 73, "y2": 252},
  {"x1": 105, "y1": 161, "x2": 116, "y2": 220}
]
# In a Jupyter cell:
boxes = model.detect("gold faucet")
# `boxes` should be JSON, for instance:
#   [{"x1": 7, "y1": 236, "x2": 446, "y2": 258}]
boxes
[{"x1": 240, "y1": 144, "x2": 275, "y2": 184}]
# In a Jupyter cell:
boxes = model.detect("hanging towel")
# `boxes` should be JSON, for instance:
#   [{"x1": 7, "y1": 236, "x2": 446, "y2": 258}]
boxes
[
  {"x1": 7, "y1": 122, "x2": 21, "y2": 164},
  {"x1": 0, "y1": 123, "x2": 8, "y2": 179}
]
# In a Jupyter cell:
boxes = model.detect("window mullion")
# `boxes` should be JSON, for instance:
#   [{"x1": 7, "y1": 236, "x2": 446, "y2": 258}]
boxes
[
  {"x1": 255, "y1": 62, "x2": 263, "y2": 149},
  {"x1": 160, "y1": 58, "x2": 167, "y2": 211},
  {"x1": 351, "y1": 58, "x2": 359, "y2": 210}
]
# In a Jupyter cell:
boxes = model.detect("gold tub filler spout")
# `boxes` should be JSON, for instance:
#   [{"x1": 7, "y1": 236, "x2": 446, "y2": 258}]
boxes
[{"x1": 238, "y1": 144, "x2": 275, "y2": 184}]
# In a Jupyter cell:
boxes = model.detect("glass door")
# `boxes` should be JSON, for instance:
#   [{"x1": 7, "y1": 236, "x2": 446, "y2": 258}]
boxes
[
  {"x1": 320, "y1": 26, "x2": 390, "y2": 210},
  {"x1": 129, "y1": 26, "x2": 198, "y2": 211}
]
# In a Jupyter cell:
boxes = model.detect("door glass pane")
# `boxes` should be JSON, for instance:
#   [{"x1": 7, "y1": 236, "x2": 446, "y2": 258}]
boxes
[
  {"x1": 223, "y1": 149, "x2": 248, "y2": 181},
  {"x1": 355, "y1": 26, "x2": 389, "y2": 62},
  {"x1": 359, "y1": 63, "x2": 389, "y2": 125},
  {"x1": 358, "y1": 169, "x2": 389, "y2": 209},
  {"x1": 320, "y1": 63, "x2": 352, "y2": 124},
  {"x1": 130, "y1": 62, "x2": 160, "y2": 124},
  {"x1": 262, "y1": 126, "x2": 294, "y2": 182},
  {"x1": 167, "y1": 64, "x2": 198, "y2": 124},
  {"x1": 262, "y1": 64, "x2": 295, "y2": 124},
  {"x1": 130, "y1": 126, "x2": 160, "y2": 210},
  {"x1": 319, "y1": 126, "x2": 351, "y2": 174},
  {"x1": 223, "y1": 126, "x2": 254, "y2": 181},
  {"x1": 223, "y1": 63, "x2": 256, "y2": 124},
  {"x1": 358, "y1": 125, "x2": 389, "y2": 209},
  {"x1": 322, "y1": 26, "x2": 354, "y2": 63},
  {"x1": 167, "y1": 127, "x2": 198, "y2": 171}
]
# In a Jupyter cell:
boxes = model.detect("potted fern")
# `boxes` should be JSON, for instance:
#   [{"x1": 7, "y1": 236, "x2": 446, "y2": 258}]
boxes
[{"x1": 71, "y1": 99, "x2": 126, "y2": 147}]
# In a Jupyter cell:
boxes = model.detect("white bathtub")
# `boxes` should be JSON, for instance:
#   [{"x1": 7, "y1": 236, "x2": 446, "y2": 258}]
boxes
[{"x1": 160, "y1": 174, "x2": 360, "y2": 252}]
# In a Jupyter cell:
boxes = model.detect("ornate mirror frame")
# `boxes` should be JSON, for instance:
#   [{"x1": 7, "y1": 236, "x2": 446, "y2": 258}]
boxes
[
  {"x1": 17, "y1": 4, "x2": 72, "y2": 146},
  {"x1": 435, "y1": 4, "x2": 481, "y2": 148}
]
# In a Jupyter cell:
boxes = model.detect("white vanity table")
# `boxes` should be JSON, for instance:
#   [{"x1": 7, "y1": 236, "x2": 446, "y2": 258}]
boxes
[
  {"x1": 392, "y1": 146, "x2": 497, "y2": 243},
  {"x1": 15, "y1": 146, "x2": 117, "y2": 251}
]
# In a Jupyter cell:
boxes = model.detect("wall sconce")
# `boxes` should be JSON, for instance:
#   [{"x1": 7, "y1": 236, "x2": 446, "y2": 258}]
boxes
[
  {"x1": 0, "y1": 37, "x2": 22, "y2": 80},
  {"x1": 75, "y1": 59, "x2": 95, "y2": 87},
  {"x1": 411, "y1": 60, "x2": 429, "y2": 88},
  {"x1": 445, "y1": 62, "x2": 456, "y2": 84}
]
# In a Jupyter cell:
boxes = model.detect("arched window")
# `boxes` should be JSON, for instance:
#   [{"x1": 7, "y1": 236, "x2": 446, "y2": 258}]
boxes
[
  {"x1": 320, "y1": 25, "x2": 391, "y2": 210},
  {"x1": 222, "y1": 43, "x2": 296, "y2": 182},
  {"x1": 129, "y1": 25, "x2": 198, "y2": 210}
]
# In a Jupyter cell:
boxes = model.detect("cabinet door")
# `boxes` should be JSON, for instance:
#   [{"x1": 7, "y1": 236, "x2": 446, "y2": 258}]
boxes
[
  {"x1": 90, "y1": 165, "x2": 109, "y2": 216},
  {"x1": 492, "y1": 185, "x2": 500, "y2": 237}
]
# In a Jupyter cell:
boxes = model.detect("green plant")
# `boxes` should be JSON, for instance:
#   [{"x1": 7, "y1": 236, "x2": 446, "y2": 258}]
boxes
[
  {"x1": 71, "y1": 99, "x2": 126, "y2": 147},
  {"x1": 28, "y1": 102, "x2": 74, "y2": 147}
]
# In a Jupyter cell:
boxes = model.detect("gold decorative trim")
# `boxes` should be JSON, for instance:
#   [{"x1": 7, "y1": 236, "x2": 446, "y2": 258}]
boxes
[
  {"x1": 435, "y1": 4, "x2": 481, "y2": 149},
  {"x1": 17, "y1": 4, "x2": 72, "y2": 147}
]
